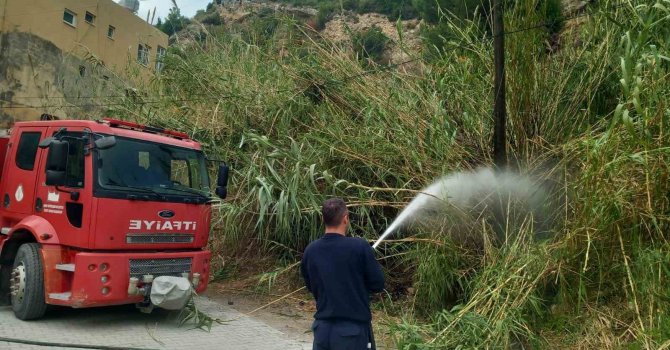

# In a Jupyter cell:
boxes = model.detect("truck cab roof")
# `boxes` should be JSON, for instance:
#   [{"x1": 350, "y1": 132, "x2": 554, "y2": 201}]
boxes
[{"x1": 12, "y1": 119, "x2": 201, "y2": 151}]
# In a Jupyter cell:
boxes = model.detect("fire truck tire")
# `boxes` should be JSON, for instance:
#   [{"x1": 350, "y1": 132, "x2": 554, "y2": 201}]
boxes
[{"x1": 11, "y1": 243, "x2": 47, "y2": 320}]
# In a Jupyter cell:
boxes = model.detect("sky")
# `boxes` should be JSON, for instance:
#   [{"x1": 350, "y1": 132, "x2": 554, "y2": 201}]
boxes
[{"x1": 132, "y1": 0, "x2": 210, "y2": 23}]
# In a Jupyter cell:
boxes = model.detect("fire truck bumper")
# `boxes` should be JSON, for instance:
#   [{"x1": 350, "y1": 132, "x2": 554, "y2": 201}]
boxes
[{"x1": 42, "y1": 248, "x2": 211, "y2": 308}]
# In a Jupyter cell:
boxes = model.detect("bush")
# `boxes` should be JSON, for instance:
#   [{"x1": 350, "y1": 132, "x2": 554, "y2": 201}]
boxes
[
  {"x1": 413, "y1": 0, "x2": 490, "y2": 24},
  {"x1": 315, "y1": 3, "x2": 338, "y2": 30},
  {"x1": 541, "y1": 0, "x2": 564, "y2": 36},
  {"x1": 200, "y1": 11, "x2": 223, "y2": 26},
  {"x1": 357, "y1": 0, "x2": 419, "y2": 19},
  {"x1": 352, "y1": 26, "x2": 390, "y2": 63}
]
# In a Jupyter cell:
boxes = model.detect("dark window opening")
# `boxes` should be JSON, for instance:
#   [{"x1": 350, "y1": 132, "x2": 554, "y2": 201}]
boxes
[
  {"x1": 107, "y1": 25, "x2": 115, "y2": 39},
  {"x1": 63, "y1": 9, "x2": 76, "y2": 26},
  {"x1": 79, "y1": 65, "x2": 86, "y2": 77},
  {"x1": 48, "y1": 132, "x2": 86, "y2": 188},
  {"x1": 85, "y1": 11, "x2": 95, "y2": 24},
  {"x1": 65, "y1": 136, "x2": 86, "y2": 188},
  {"x1": 155, "y1": 46, "x2": 166, "y2": 72},
  {"x1": 137, "y1": 44, "x2": 150, "y2": 66},
  {"x1": 16, "y1": 132, "x2": 42, "y2": 171}
]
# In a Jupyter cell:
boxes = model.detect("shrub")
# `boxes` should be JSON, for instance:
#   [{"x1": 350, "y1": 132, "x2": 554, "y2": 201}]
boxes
[
  {"x1": 541, "y1": 0, "x2": 564, "y2": 36},
  {"x1": 413, "y1": 0, "x2": 490, "y2": 24},
  {"x1": 352, "y1": 26, "x2": 390, "y2": 63},
  {"x1": 200, "y1": 12, "x2": 223, "y2": 26},
  {"x1": 315, "y1": 3, "x2": 338, "y2": 30}
]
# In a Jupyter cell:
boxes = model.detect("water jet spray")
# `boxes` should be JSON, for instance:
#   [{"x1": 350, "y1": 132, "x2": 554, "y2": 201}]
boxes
[{"x1": 372, "y1": 168, "x2": 552, "y2": 249}]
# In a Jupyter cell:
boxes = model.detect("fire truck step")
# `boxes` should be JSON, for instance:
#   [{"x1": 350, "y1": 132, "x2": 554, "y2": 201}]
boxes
[
  {"x1": 48, "y1": 292, "x2": 71, "y2": 301},
  {"x1": 55, "y1": 264, "x2": 75, "y2": 272},
  {"x1": 0, "y1": 227, "x2": 9, "y2": 235}
]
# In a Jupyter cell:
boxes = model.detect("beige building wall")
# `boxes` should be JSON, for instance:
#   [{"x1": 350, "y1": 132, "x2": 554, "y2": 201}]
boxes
[
  {"x1": 0, "y1": 0, "x2": 168, "y2": 74},
  {"x1": 0, "y1": 0, "x2": 168, "y2": 126}
]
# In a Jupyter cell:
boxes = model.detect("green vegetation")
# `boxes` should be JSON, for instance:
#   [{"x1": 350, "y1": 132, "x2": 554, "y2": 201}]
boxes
[
  {"x1": 352, "y1": 26, "x2": 390, "y2": 64},
  {"x1": 156, "y1": 6, "x2": 191, "y2": 36},
  {"x1": 413, "y1": 0, "x2": 489, "y2": 23},
  {"x1": 273, "y1": 0, "x2": 419, "y2": 20},
  {"x1": 114, "y1": 0, "x2": 670, "y2": 347}
]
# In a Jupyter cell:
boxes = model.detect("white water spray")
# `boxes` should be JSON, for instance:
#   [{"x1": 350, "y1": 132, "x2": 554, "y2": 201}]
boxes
[{"x1": 372, "y1": 167, "x2": 550, "y2": 249}]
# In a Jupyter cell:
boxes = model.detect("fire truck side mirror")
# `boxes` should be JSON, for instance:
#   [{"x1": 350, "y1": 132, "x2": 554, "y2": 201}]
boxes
[
  {"x1": 94, "y1": 136, "x2": 116, "y2": 150},
  {"x1": 45, "y1": 140, "x2": 69, "y2": 187},
  {"x1": 215, "y1": 164, "x2": 229, "y2": 199},
  {"x1": 38, "y1": 137, "x2": 55, "y2": 149}
]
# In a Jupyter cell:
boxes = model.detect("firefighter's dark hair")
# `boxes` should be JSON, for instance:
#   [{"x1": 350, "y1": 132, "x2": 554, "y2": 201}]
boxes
[{"x1": 322, "y1": 198, "x2": 348, "y2": 227}]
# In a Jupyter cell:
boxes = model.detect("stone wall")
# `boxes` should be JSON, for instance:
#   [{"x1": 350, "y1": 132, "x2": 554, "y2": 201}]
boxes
[{"x1": 0, "y1": 31, "x2": 126, "y2": 127}]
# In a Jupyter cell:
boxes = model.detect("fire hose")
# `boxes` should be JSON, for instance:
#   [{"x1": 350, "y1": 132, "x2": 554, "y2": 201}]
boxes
[{"x1": 0, "y1": 336, "x2": 159, "y2": 350}]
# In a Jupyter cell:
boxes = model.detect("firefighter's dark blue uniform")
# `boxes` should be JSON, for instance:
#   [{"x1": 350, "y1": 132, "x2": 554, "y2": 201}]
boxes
[{"x1": 301, "y1": 233, "x2": 385, "y2": 350}]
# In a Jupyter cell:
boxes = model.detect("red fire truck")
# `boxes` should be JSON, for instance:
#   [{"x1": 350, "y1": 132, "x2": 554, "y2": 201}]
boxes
[{"x1": 0, "y1": 118, "x2": 228, "y2": 320}]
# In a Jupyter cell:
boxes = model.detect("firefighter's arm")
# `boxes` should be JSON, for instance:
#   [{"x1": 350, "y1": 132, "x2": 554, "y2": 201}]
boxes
[
  {"x1": 362, "y1": 241, "x2": 385, "y2": 293},
  {"x1": 300, "y1": 251, "x2": 312, "y2": 294}
]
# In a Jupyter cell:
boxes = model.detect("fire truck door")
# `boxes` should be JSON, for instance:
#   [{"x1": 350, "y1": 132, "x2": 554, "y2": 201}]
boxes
[
  {"x1": 34, "y1": 129, "x2": 90, "y2": 247},
  {"x1": 2, "y1": 127, "x2": 48, "y2": 216}
]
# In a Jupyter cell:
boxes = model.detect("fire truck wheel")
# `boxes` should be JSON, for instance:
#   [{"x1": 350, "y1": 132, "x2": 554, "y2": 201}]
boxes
[{"x1": 10, "y1": 243, "x2": 47, "y2": 320}]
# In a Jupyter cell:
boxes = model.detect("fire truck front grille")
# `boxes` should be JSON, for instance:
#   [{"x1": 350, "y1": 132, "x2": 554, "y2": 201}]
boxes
[
  {"x1": 128, "y1": 258, "x2": 192, "y2": 278},
  {"x1": 126, "y1": 233, "x2": 194, "y2": 244}
]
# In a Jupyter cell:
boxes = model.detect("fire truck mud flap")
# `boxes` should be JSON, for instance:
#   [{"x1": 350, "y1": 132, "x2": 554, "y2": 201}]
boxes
[{"x1": 149, "y1": 276, "x2": 192, "y2": 310}]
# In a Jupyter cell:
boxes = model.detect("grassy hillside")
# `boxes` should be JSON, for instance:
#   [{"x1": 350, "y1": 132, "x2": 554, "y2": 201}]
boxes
[
  {"x1": 266, "y1": 0, "x2": 487, "y2": 21},
  {"x1": 111, "y1": 0, "x2": 669, "y2": 347}
]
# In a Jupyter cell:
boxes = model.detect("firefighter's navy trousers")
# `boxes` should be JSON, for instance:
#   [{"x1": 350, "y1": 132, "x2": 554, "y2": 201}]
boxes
[{"x1": 312, "y1": 319, "x2": 374, "y2": 350}]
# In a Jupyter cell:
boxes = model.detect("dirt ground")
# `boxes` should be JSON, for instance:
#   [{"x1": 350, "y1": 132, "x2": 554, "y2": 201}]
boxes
[
  {"x1": 206, "y1": 282, "x2": 316, "y2": 345},
  {"x1": 206, "y1": 282, "x2": 396, "y2": 349}
]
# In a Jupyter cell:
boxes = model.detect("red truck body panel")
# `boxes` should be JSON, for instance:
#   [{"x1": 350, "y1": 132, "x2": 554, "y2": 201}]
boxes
[
  {"x1": 0, "y1": 137, "x2": 9, "y2": 177},
  {"x1": 41, "y1": 246, "x2": 210, "y2": 308},
  {"x1": 0, "y1": 119, "x2": 213, "y2": 310}
]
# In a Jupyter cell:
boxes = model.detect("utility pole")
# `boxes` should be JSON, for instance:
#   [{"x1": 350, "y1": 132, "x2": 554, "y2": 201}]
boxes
[{"x1": 492, "y1": 0, "x2": 507, "y2": 168}]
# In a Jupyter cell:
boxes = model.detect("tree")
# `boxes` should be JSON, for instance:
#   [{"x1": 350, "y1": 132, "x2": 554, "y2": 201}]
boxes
[{"x1": 157, "y1": 6, "x2": 191, "y2": 36}]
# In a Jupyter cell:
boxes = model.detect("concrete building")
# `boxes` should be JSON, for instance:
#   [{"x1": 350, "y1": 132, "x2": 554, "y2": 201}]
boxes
[{"x1": 0, "y1": 0, "x2": 169, "y2": 125}]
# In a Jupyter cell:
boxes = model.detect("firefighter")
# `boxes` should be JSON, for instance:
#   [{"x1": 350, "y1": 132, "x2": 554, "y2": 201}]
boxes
[{"x1": 301, "y1": 198, "x2": 385, "y2": 350}]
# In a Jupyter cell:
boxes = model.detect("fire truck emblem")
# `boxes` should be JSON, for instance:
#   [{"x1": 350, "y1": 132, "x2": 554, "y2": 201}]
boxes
[
  {"x1": 14, "y1": 185, "x2": 23, "y2": 202},
  {"x1": 158, "y1": 210, "x2": 175, "y2": 218}
]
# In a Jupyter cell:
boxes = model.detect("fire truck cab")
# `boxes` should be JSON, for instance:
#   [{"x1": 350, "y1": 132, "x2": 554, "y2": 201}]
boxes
[{"x1": 0, "y1": 118, "x2": 228, "y2": 320}]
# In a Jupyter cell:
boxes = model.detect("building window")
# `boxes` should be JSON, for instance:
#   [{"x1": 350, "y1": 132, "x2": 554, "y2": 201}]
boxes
[
  {"x1": 79, "y1": 66, "x2": 86, "y2": 77},
  {"x1": 63, "y1": 9, "x2": 76, "y2": 27},
  {"x1": 155, "y1": 46, "x2": 166, "y2": 72},
  {"x1": 16, "y1": 132, "x2": 42, "y2": 171},
  {"x1": 85, "y1": 12, "x2": 95, "y2": 25},
  {"x1": 107, "y1": 25, "x2": 115, "y2": 39},
  {"x1": 137, "y1": 44, "x2": 150, "y2": 66}
]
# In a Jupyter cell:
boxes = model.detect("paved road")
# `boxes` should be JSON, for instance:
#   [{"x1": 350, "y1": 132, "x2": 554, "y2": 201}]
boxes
[{"x1": 0, "y1": 297, "x2": 311, "y2": 350}]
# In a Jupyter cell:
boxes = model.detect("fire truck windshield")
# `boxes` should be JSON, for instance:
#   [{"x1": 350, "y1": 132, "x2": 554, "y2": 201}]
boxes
[{"x1": 95, "y1": 136, "x2": 211, "y2": 202}]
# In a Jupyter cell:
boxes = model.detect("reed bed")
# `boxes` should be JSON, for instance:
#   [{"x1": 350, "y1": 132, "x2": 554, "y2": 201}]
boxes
[{"x1": 107, "y1": 0, "x2": 670, "y2": 347}]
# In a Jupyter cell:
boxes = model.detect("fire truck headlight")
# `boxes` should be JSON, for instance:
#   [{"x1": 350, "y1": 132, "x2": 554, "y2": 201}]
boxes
[
  {"x1": 101, "y1": 275, "x2": 109, "y2": 283},
  {"x1": 100, "y1": 263, "x2": 109, "y2": 272},
  {"x1": 101, "y1": 287, "x2": 110, "y2": 295}
]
